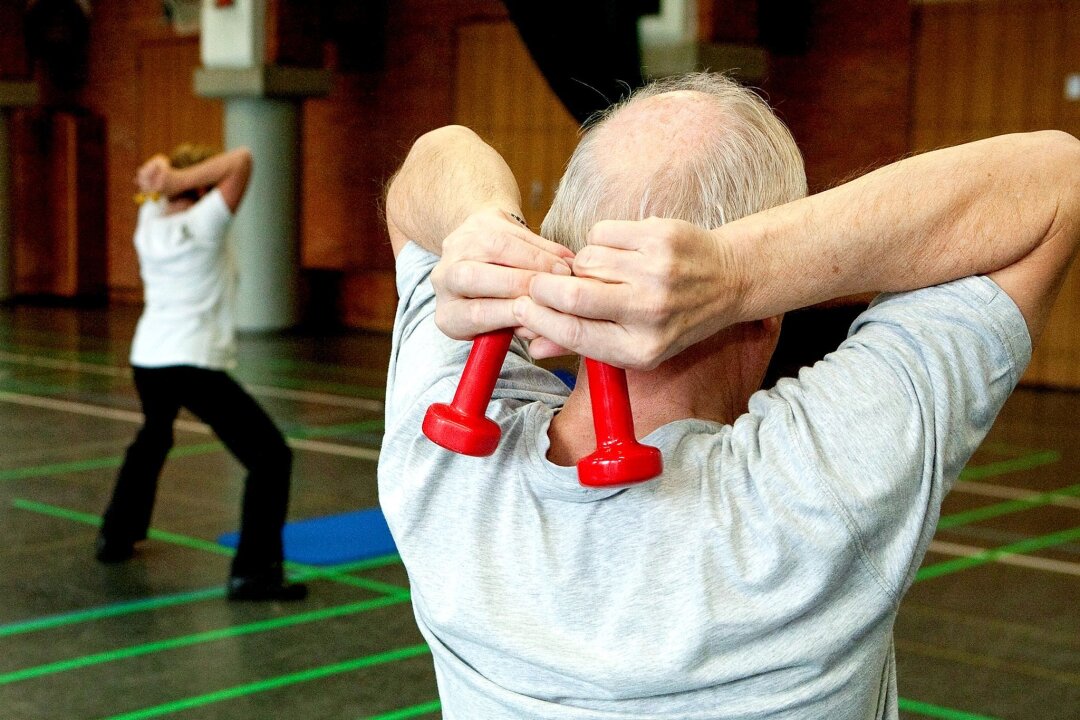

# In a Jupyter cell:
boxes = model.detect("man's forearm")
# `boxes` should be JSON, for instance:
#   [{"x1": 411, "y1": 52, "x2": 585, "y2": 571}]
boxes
[
  {"x1": 385, "y1": 125, "x2": 524, "y2": 256},
  {"x1": 730, "y1": 131, "x2": 1080, "y2": 323}
]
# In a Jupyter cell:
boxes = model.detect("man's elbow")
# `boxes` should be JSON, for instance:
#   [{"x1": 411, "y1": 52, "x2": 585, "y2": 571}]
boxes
[
  {"x1": 1039, "y1": 130, "x2": 1080, "y2": 244},
  {"x1": 1030, "y1": 130, "x2": 1080, "y2": 191},
  {"x1": 412, "y1": 125, "x2": 479, "y2": 154}
]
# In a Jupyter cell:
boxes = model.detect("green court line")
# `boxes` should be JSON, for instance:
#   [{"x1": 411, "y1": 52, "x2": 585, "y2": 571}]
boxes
[
  {"x1": 957, "y1": 449, "x2": 1060, "y2": 481},
  {"x1": 0, "y1": 338, "x2": 375, "y2": 379},
  {"x1": 0, "y1": 412, "x2": 383, "y2": 484},
  {"x1": 285, "y1": 419, "x2": 384, "y2": 440},
  {"x1": 0, "y1": 594, "x2": 411, "y2": 686},
  {"x1": 100, "y1": 643, "x2": 431, "y2": 720},
  {"x1": 241, "y1": 373, "x2": 386, "y2": 400},
  {"x1": 938, "y1": 481, "x2": 1080, "y2": 530},
  {"x1": 898, "y1": 698, "x2": 1001, "y2": 720},
  {"x1": 916, "y1": 525, "x2": 1080, "y2": 582},
  {"x1": 0, "y1": 553, "x2": 402, "y2": 638},
  {"x1": 240, "y1": 354, "x2": 390, "y2": 382},
  {"x1": 363, "y1": 700, "x2": 442, "y2": 720},
  {"x1": 0, "y1": 375, "x2": 84, "y2": 397},
  {"x1": 0, "y1": 587, "x2": 226, "y2": 638},
  {"x1": 0, "y1": 442, "x2": 223, "y2": 483},
  {"x1": 0, "y1": 340, "x2": 388, "y2": 398},
  {"x1": 0, "y1": 335, "x2": 121, "y2": 364},
  {"x1": 12, "y1": 498, "x2": 409, "y2": 596}
]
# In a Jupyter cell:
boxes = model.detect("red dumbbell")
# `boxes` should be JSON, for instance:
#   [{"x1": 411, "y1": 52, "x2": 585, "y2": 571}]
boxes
[
  {"x1": 423, "y1": 329, "x2": 514, "y2": 456},
  {"x1": 423, "y1": 331, "x2": 663, "y2": 487},
  {"x1": 577, "y1": 358, "x2": 663, "y2": 487}
]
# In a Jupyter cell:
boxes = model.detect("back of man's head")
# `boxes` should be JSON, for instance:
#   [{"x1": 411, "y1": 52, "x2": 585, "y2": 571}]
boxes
[{"x1": 541, "y1": 73, "x2": 807, "y2": 252}]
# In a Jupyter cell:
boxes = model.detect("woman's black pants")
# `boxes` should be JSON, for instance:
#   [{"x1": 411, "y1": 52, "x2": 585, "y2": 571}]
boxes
[{"x1": 100, "y1": 366, "x2": 293, "y2": 578}]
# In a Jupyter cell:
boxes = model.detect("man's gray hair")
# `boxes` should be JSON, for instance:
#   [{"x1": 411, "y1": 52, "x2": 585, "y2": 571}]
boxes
[{"x1": 541, "y1": 73, "x2": 807, "y2": 252}]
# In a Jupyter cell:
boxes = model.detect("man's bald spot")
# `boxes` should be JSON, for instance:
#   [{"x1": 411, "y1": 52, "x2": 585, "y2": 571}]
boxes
[{"x1": 593, "y1": 91, "x2": 727, "y2": 186}]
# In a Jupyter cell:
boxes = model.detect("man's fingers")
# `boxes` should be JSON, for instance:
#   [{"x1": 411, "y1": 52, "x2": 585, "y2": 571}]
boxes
[
  {"x1": 449, "y1": 220, "x2": 573, "y2": 275},
  {"x1": 512, "y1": 296, "x2": 625, "y2": 363},
  {"x1": 434, "y1": 297, "x2": 518, "y2": 339},
  {"x1": 441, "y1": 261, "x2": 545, "y2": 300},
  {"x1": 477, "y1": 229, "x2": 573, "y2": 275},
  {"x1": 528, "y1": 273, "x2": 631, "y2": 321},
  {"x1": 571, "y1": 244, "x2": 640, "y2": 283},
  {"x1": 586, "y1": 219, "x2": 657, "y2": 251},
  {"x1": 514, "y1": 227, "x2": 576, "y2": 261},
  {"x1": 527, "y1": 337, "x2": 573, "y2": 360}
]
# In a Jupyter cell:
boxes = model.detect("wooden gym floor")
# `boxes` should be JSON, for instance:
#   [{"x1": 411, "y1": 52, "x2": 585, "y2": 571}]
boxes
[{"x1": 0, "y1": 303, "x2": 1075, "y2": 719}]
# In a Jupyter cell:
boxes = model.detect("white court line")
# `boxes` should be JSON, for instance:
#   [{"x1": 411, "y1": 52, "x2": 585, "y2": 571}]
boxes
[
  {"x1": 953, "y1": 479, "x2": 1080, "y2": 510},
  {"x1": 0, "y1": 390, "x2": 381, "y2": 462},
  {"x1": 0, "y1": 350, "x2": 384, "y2": 412},
  {"x1": 928, "y1": 539, "x2": 1080, "y2": 578}
]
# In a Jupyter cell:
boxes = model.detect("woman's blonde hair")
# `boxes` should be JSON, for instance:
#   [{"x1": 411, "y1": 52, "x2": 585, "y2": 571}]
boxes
[
  {"x1": 167, "y1": 143, "x2": 216, "y2": 201},
  {"x1": 168, "y1": 143, "x2": 215, "y2": 170}
]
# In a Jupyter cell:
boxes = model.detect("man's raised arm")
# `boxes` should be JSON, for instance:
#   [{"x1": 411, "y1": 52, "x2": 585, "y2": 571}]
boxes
[
  {"x1": 385, "y1": 125, "x2": 572, "y2": 338},
  {"x1": 518, "y1": 131, "x2": 1080, "y2": 367}
]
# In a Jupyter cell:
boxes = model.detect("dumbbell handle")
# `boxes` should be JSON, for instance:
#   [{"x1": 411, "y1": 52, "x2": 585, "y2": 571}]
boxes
[
  {"x1": 585, "y1": 358, "x2": 636, "y2": 443},
  {"x1": 578, "y1": 358, "x2": 663, "y2": 487},
  {"x1": 450, "y1": 329, "x2": 514, "y2": 415},
  {"x1": 421, "y1": 329, "x2": 513, "y2": 456}
]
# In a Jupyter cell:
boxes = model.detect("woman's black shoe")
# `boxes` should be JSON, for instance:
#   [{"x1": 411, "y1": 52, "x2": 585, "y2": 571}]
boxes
[
  {"x1": 227, "y1": 574, "x2": 308, "y2": 601},
  {"x1": 95, "y1": 534, "x2": 135, "y2": 563}
]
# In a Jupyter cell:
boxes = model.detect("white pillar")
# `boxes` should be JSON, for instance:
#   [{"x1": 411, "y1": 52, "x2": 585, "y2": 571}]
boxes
[
  {"x1": 197, "y1": 0, "x2": 326, "y2": 331},
  {"x1": 0, "y1": 110, "x2": 12, "y2": 300},
  {"x1": 224, "y1": 97, "x2": 299, "y2": 330}
]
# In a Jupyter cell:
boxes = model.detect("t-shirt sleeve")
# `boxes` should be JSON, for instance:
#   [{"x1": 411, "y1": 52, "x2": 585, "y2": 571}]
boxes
[
  {"x1": 187, "y1": 189, "x2": 233, "y2": 247},
  {"x1": 137, "y1": 197, "x2": 165, "y2": 224},
  {"x1": 384, "y1": 242, "x2": 549, "y2": 433},
  {"x1": 755, "y1": 276, "x2": 1031, "y2": 597}
]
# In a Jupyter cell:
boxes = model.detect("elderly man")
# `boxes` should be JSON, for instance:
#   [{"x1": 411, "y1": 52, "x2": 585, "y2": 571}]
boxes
[{"x1": 379, "y1": 73, "x2": 1080, "y2": 718}]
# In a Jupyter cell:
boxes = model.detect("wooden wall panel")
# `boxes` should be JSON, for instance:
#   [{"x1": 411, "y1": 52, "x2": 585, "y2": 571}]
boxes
[
  {"x1": 763, "y1": 0, "x2": 913, "y2": 192},
  {"x1": 87, "y1": 37, "x2": 223, "y2": 302},
  {"x1": 73, "y1": 0, "x2": 191, "y2": 302},
  {"x1": 454, "y1": 22, "x2": 580, "y2": 229},
  {"x1": 12, "y1": 111, "x2": 105, "y2": 298},
  {"x1": 138, "y1": 39, "x2": 223, "y2": 164},
  {"x1": 912, "y1": 0, "x2": 1080, "y2": 388},
  {"x1": 307, "y1": 0, "x2": 524, "y2": 331},
  {"x1": 0, "y1": 1, "x2": 30, "y2": 79}
]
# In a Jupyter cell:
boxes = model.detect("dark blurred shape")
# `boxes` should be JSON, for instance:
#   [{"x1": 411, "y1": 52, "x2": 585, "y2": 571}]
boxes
[
  {"x1": 758, "y1": 0, "x2": 813, "y2": 55},
  {"x1": 503, "y1": 0, "x2": 656, "y2": 123},
  {"x1": 762, "y1": 303, "x2": 868, "y2": 388},
  {"x1": 24, "y1": 0, "x2": 91, "y2": 91},
  {"x1": 321, "y1": 0, "x2": 390, "y2": 73}
]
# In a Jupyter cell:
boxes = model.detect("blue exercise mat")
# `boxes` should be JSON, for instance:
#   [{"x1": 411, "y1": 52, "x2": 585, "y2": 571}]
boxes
[{"x1": 218, "y1": 507, "x2": 397, "y2": 566}]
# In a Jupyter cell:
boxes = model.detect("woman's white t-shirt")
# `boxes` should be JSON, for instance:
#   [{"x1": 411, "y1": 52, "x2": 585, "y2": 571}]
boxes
[{"x1": 129, "y1": 189, "x2": 237, "y2": 370}]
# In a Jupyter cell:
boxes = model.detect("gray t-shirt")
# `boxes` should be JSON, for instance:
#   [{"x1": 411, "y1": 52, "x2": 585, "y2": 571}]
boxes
[{"x1": 378, "y1": 243, "x2": 1031, "y2": 719}]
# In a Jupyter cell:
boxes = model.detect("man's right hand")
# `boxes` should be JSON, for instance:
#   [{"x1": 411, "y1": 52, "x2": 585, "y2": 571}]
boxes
[
  {"x1": 430, "y1": 206, "x2": 574, "y2": 341},
  {"x1": 514, "y1": 217, "x2": 746, "y2": 370}
]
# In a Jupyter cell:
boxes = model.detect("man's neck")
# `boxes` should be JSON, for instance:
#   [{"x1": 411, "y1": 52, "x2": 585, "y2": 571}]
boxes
[{"x1": 547, "y1": 323, "x2": 776, "y2": 467}]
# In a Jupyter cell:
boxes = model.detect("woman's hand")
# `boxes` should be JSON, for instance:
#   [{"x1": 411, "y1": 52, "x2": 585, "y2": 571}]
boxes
[{"x1": 134, "y1": 154, "x2": 172, "y2": 196}]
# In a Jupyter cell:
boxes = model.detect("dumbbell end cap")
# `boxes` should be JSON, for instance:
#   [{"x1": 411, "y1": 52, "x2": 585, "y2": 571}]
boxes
[
  {"x1": 577, "y1": 441, "x2": 662, "y2": 487},
  {"x1": 422, "y1": 403, "x2": 501, "y2": 456}
]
